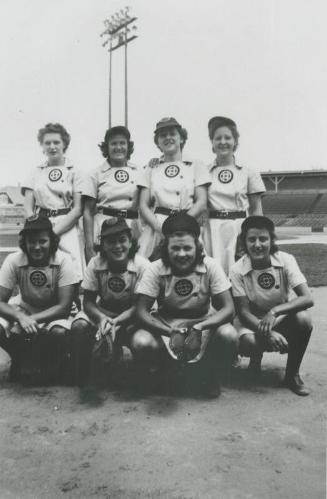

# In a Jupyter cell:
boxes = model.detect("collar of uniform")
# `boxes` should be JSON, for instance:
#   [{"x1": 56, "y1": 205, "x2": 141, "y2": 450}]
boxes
[
  {"x1": 209, "y1": 161, "x2": 243, "y2": 172},
  {"x1": 240, "y1": 252, "x2": 284, "y2": 276},
  {"x1": 101, "y1": 160, "x2": 137, "y2": 172},
  {"x1": 158, "y1": 261, "x2": 206, "y2": 276},
  {"x1": 36, "y1": 158, "x2": 74, "y2": 169},
  {"x1": 158, "y1": 157, "x2": 192, "y2": 166},
  {"x1": 17, "y1": 252, "x2": 61, "y2": 267},
  {"x1": 93, "y1": 255, "x2": 136, "y2": 273}
]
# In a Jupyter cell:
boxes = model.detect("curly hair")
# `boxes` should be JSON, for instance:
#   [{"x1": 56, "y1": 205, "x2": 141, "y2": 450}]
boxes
[
  {"x1": 159, "y1": 232, "x2": 205, "y2": 268},
  {"x1": 19, "y1": 230, "x2": 60, "y2": 258},
  {"x1": 154, "y1": 127, "x2": 188, "y2": 151},
  {"x1": 37, "y1": 123, "x2": 71, "y2": 152},
  {"x1": 99, "y1": 131, "x2": 134, "y2": 161},
  {"x1": 95, "y1": 231, "x2": 139, "y2": 260}
]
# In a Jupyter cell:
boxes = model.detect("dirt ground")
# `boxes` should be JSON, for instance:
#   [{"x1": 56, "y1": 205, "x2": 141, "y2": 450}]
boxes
[{"x1": 0, "y1": 287, "x2": 325, "y2": 499}]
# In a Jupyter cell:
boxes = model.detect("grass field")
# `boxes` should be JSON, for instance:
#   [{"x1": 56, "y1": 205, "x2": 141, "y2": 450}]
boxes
[{"x1": 281, "y1": 243, "x2": 327, "y2": 286}]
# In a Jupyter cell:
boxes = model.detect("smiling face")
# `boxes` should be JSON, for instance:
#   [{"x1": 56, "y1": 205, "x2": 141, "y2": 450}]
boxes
[
  {"x1": 107, "y1": 133, "x2": 128, "y2": 165},
  {"x1": 212, "y1": 126, "x2": 236, "y2": 161},
  {"x1": 25, "y1": 230, "x2": 51, "y2": 266},
  {"x1": 245, "y1": 228, "x2": 272, "y2": 268},
  {"x1": 156, "y1": 126, "x2": 183, "y2": 156},
  {"x1": 41, "y1": 132, "x2": 65, "y2": 165},
  {"x1": 102, "y1": 231, "x2": 132, "y2": 265},
  {"x1": 167, "y1": 233, "x2": 197, "y2": 275}
]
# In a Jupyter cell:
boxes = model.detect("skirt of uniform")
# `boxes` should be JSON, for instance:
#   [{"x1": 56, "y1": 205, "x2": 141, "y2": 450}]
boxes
[{"x1": 203, "y1": 218, "x2": 244, "y2": 275}]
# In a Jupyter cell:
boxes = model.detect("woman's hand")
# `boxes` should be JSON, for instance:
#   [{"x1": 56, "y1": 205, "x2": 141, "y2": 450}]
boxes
[
  {"x1": 85, "y1": 245, "x2": 96, "y2": 264},
  {"x1": 184, "y1": 326, "x2": 202, "y2": 360},
  {"x1": 265, "y1": 331, "x2": 288, "y2": 353},
  {"x1": 257, "y1": 310, "x2": 276, "y2": 336},
  {"x1": 169, "y1": 327, "x2": 187, "y2": 357},
  {"x1": 96, "y1": 316, "x2": 114, "y2": 340},
  {"x1": 17, "y1": 314, "x2": 39, "y2": 335}
]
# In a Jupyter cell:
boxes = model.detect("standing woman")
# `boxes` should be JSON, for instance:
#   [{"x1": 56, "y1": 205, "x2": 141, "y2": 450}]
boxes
[
  {"x1": 203, "y1": 116, "x2": 265, "y2": 274},
  {"x1": 22, "y1": 123, "x2": 84, "y2": 282},
  {"x1": 82, "y1": 126, "x2": 139, "y2": 264},
  {"x1": 230, "y1": 216, "x2": 314, "y2": 395},
  {"x1": 137, "y1": 117, "x2": 211, "y2": 258}
]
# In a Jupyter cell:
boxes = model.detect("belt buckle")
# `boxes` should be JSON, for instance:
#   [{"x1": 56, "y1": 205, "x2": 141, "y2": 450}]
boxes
[
  {"x1": 220, "y1": 210, "x2": 229, "y2": 218},
  {"x1": 170, "y1": 209, "x2": 178, "y2": 216},
  {"x1": 119, "y1": 209, "x2": 127, "y2": 218},
  {"x1": 50, "y1": 209, "x2": 57, "y2": 217}
]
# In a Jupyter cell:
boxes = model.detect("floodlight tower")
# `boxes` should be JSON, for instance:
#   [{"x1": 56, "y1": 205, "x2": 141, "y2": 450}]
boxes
[{"x1": 101, "y1": 6, "x2": 138, "y2": 128}]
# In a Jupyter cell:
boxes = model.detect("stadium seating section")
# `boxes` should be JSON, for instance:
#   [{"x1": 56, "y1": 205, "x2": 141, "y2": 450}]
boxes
[{"x1": 263, "y1": 193, "x2": 327, "y2": 227}]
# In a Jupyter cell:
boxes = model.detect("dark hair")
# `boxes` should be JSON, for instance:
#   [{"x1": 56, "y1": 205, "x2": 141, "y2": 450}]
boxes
[
  {"x1": 99, "y1": 130, "x2": 134, "y2": 161},
  {"x1": 95, "y1": 230, "x2": 139, "y2": 259},
  {"x1": 240, "y1": 222, "x2": 278, "y2": 255},
  {"x1": 19, "y1": 230, "x2": 60, "y2": 257},
  {"x1": 160, "y1": 232, "x2": 205, "y2": 268},
  {"x1": 37, "y1": 123, "x2": 71, "y2": 152},
  {"x1": 211, "y1": 123, "x2": 240, "y2": 152},
  {"x1": 154, "y1": 127, "x2": 188, "y2": 151}
]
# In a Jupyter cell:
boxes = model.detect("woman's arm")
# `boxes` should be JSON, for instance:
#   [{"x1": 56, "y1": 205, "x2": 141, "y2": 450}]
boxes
[
  {"x1": 136, "y1": 294, "x2": 172, "y2": 337},
  {"x1": 23, "y1": 189, "x2": 36, "y2": 219},
  {"x1": 248, "y1": 193, "x2": 263, "y2": 215},
  {"x1": 52, "y1": 192, "x2": 83, "y2": 236},
  {"x1": 187, "y1": 185, "x2": 208, "y2": 219},
  {"x1": 139, "y1": 188, "x2": 161, "y2": 232},
  {"x1": 31, "y1": 285, "x2": 75, "y2": 324},
  {"x1": 0, "y1": 286, "x2": 39, "y2": 334},
  {"x1": 234, "y1": 295, "x2": 262, "y2": 332},
  {"x1": 193, "y1": 290, "x2": 235, "y2": 331},
  {"x1": 83, "y1": 197, "x2": 97, "y2": 263}
]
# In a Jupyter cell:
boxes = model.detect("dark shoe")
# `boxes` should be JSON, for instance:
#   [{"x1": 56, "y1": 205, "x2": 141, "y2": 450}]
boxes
[
  {"x1": 284, "y1": 373, "x2": 310, "y2": 396},
  {"x1": 199, "y1": 380, "x2": 221, "y2": 399}
]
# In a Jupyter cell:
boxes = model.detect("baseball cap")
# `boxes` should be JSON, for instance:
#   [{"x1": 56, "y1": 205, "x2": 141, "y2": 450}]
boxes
[
  {"x1": 20, "y1": 215, "x2": 53, "y2": 235},
  {"x1": 162, "y1": 212, "x2": 200, "y2": 238},
  {"x1": 241, "y1": 216, "x2": 275, "y2": 235},
  {"x1": 208, "y1": 116, "x2": 237, "y2": 139},
  {"x1": 100, "y1": 217, "x2": 130, "y2": 238},
  {"x1": 105, "y1": 126, "x2": 131, "y2": 142},
  {"x1": 154, "y1": 117, "x2": 182, "y2": 134}
]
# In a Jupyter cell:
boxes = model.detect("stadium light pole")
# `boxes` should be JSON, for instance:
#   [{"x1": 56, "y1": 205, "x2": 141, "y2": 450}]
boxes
[{"x1": 101, "y1": 7, "x2": 138, "y2": 128}]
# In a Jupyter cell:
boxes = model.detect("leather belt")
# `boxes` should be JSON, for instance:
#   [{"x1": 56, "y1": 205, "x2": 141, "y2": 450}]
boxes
[
  {"x1": 155, "y1": 207, "x2": 187, "y2": 216},
  {"x1": 39, "y1": 207, "x2": 71, "y2": 217},
  {"x1": 98, "y1": 207, "x2": 138, "y2": 219},
  {"x1": 209, "y1": 210, "x2": 246, "y2": 220}
]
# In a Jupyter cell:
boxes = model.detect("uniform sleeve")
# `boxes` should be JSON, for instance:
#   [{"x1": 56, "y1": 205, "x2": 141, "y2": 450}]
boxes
[
  {"x1": 193, "y1": 160, "x2": 211, "y2": 187},
  {"x1": 0, "y1": 254, "x2": 18, "y2": 290},
  {"x1": 229, "y1": 268, "x2": 247, "y2": 297},
  {"x1": 136, "y1": 165, "x2": 151, "y2": 189},
  {"x1": 81, "y1": 258, "x2": 99, "y2": 292},
  {"x1": 81, "y1": 167, "x2": 99, "y2": 199},
  {"x1": 72, "y1": 168, "x2": 84, "y2": 193},
  {"x1": 206, "y1": 258, "x2": 231, "y2": 295},
  {"x1": 58, "y1": 254, "x2": 80, "y2": 287},
  {"x1": 282, "y1": 252, "x2": 307, "y2": 289},
  {"x1": 21, "y1": 167, "x2": 37, "y2": 194},
  {"x1": 133, "y1": 257, "x2": 150, "y2": 290},
  {"x1": 134, "y1": 262, "x2": 160, "y2": 297},
  {"x1": 247, "y1": 168, "x2": 266, "y2": 194}
]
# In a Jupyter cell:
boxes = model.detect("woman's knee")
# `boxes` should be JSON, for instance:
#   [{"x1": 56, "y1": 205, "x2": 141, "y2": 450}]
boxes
[
  {"x1": 293, "y1": 311, "x2": 312, "y2": 334},
  {"x1": 71, "y1": 319, "x2": 93, "y2": 339},
  {"x1": 130, "y1": 329, "x2": 161, "y2": 353},
  {"x1": 239, "y1": 333, "x2": 260, "y2": 356},
  {"x1": 0, "y1": 346, "x2": 11, "y2": 380},
  {"x1": 213, "y1": 323, "x2": 239, "y2": 347}
]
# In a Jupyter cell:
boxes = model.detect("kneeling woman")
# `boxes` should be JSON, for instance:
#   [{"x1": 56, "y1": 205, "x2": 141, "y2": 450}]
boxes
[
  {"x1": 0, "y1": 216, "x2": 78, "y2": 382},
  {"x1": 71, "y1": 218, "x2": 148, "y2": 386},
  {"x1": 229, "y1": 216, "x2": 314, "y2": 396},
  {"x1": 134, "y1": 213, "x2": 237, "y2": 397}
]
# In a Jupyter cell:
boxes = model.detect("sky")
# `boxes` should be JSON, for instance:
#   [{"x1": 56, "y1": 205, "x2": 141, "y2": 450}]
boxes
[{"x1": 0, "y1": 0, "x2": 326, "y2": 186}]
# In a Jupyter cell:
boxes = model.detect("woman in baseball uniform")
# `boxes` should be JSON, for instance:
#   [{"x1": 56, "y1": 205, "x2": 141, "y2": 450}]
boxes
[
  {"x1": 70, "y1": 217, "x2": 148, "y2": 387},
  {"x1": 137, "y1": 117, "x2": 211, "y2": 259},
  {"x1": 134, "y1": 212, "x2": 237, "y2": 397},
  {"x1": 203, "y1": 116, "x2": 265, "y2": 274},
  {"x1": 0, "y1": 216, "x2": 78, "y2": 383},
  {"x1": 22, "y1": 123, "x2": 84, "y2": 282},
  {"x1": 229, "y1": 216, "x2": 313, "y2": 396},
  {"x1": 82, "y1": 126, "x2": 140, "y2": 264}
]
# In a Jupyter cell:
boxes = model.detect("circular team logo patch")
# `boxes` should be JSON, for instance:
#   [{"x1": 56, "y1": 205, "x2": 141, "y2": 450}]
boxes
[
  {"x1": 218, "y1": 169, "x2": 233, "y2": 184},
  {"x1": 114, "y1": 170, "x2": 129, "y2": 183},
  {"x1": 165, "y1": 165, "x2": 180, "y2": 178},
  {"x1": 48, "y1": 168, "x2": 62, "y2": 182},
  {"x1": 257, "y1": 273, "x2": 275, "y2": 290},
  {"x1": 174, "y1": 279, "x2": 193, "y2": 296},
  {"x1": 30, "y1": 270, "x2": 47, "y2": 287},
  {"x1": 108, "y1": 276, "x2": 125, "y2": 293}
]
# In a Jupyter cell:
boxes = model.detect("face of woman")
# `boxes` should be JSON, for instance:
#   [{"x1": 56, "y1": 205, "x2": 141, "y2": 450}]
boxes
[
  {"x1": 245, "y1": 228, "x2": 271, "y2": 267},
  {"x1": 42, "y1": 133, "x2": 65, "y2": 164},
  {"x1": 107, "y1": 134, "x2": 128, "y2": 164},
  {"x1": 25, "y1": 230, "x2": 51, "y2": 266},
  {"x1": 167, "y1": 233, "x2": 197, "y2": 275},
  {"x1": 157, "y1": 127, "x2": 182, "y2": 155},
  {"x1": 212, "y1": 126, "x2": 236, "y2": 159},
  {"x1": 102, "y1": 231, "x2": 132, "y2": 265}
]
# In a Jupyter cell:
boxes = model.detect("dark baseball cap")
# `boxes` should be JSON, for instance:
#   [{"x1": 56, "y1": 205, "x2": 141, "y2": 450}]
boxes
[
  {"x1": 208, "y1": 116, "x2": 237, "y2": 139},
  {"x1": 241, "y1": 216, "x2": 275, "y2": 235},
  {"x1": 162, "y1": 212, "x2": 200, "y2": 238},
  {"x1": 100, "y1": 217, "x2": 130, "y2": 238},
  {"x1": 105, "y1": 126, "x2": 131, "y2": 142},
  {"x1": 20, "y1": 215, "x2": 53, "y2": 235},
  {"x1": 154, "y1": 117, "x2": 182, "y2": 134}
]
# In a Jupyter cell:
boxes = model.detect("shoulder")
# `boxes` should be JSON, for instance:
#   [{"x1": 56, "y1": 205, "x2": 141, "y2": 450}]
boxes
[
  {"x1": 133, "y1": 254, "x2": 149, "y2": 270},
  {"x1": 274, "y1": 250, "x2": 297, "y2": 267},
  {"x1": 202, "y1": 256, "x2": 226, "y2": 276},
  {"x1": 1, "y1": 250, "x2": 26, "y2": 268},
  {"x1": 230, "y1": 254, "x2": 250, "y2": 276}
]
